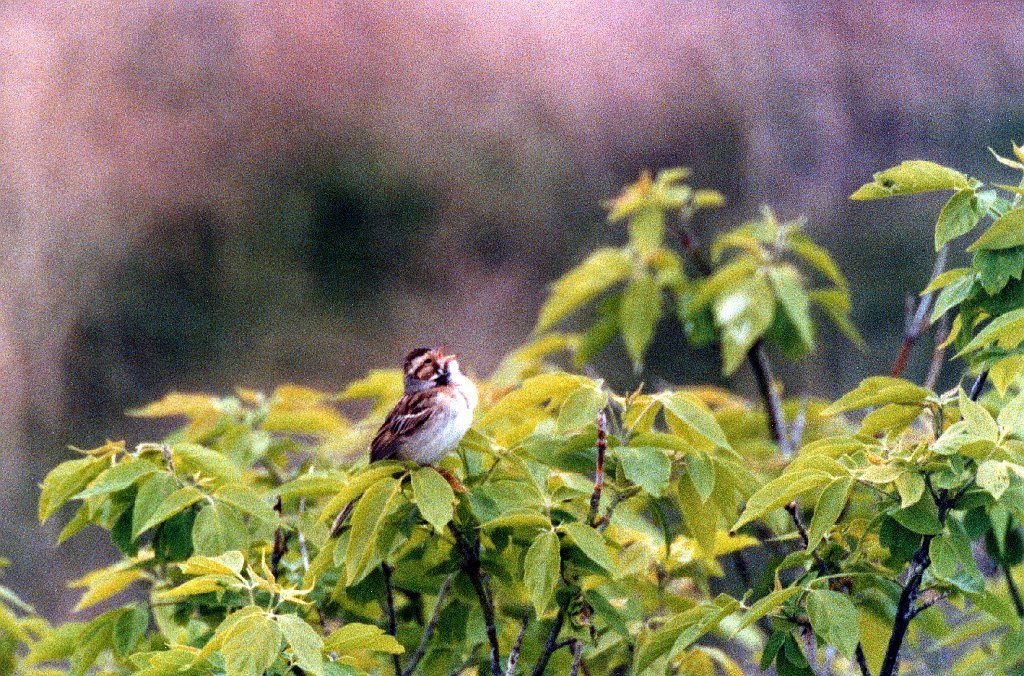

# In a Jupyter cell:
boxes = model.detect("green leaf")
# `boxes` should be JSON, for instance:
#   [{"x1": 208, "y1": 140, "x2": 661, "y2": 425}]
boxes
[
  {"x1": 171, "y1": 443, "x2": 243, "y2": 487},
  {"x1": 132, "y1": 473, "x2": 177, "y2": 537},
  {"x1": 619, "y1": 274, "x2": 663, "y2": 369},
  {"x1": 850, "y1": 160, "x2": 971, "y2": 200},
  {"x1": 662, "y1": 392, "x2": 731, "y2": 450},
  {"x1": 996, "y1": 390, "x2": 1024, "y2": 433},
  {"x1": 807, "y1": 477, "x2": 852, "y2": 550},
  {"x1": 929, "y1": 532, "x2": 960, "y2": 580},
  {"x1": 686, "y1": 450, "x2": 716, "y2": 503},
  {"x1": 713, "y1": 275, "x2": 775, "y2": 375},
  {"x1": 276, "y1": 614, "x2": 325, "y2": 675},
  {"x1": 935, "y1": 188, "x2": 990, "y2": 250},
  {"x1": 891, "y1": 490, "x2": 943, "y2": 535},
  {"x1": 961, "y1": 308, "x2": 1024, "y2": 354},
  {"x1": 930, "y1": 274, "x2": 976, "y2": 322},
  {"x1": 894, "y1": 472, "x2": 926, "y2": 508},
  {"x1": 789, "y1": 234, "x2": 847, "y2": 288},
  {"x1": 112, "y1": 604, "x2": 149, "y2": 659},
  {"x1": 968, "y1": 207, "x2": 1024, "y2": 251},
  {"x1": 524, "y1": 530, "x2": 561, "y2": 614},
  {"x1": 318, "y1": 462, "x2": 406, "y2": 525},
  {"x1": 974, "y1": 246, "x2": 1024, "y2": 295},
  {"x1": 74, "y1": 459, "x2": 161, "y2": 500},
  {"x1": 561, "y1": 522, "x2": 615, "y2": 575},
  {"x1": 71, "y1": 564, "x2": 144, "y2": 612},
  {"x1": 322, "y1": 622, "x2": 405, "y2": 656},
  {"x1": 823, "y1": 377, "x2": 930, "y2": 415},
  {"x1": 39, "y1": 456, "x2": 107, "y2": 522},
  {"x1": 634, "y1": 596, "x2": 739, "y2": 673},
  {"x1": 410, "y1": 467, "x2": 455, "y2": 531},
  {"x1": 768, "y1": 265, "x2": 815, "y2": 349},
  {"x1": 481, "y1": 372, "x2": 590, "y2": 426},
  {"x1": 213, "y1": 485, "x2": 279, "y2": 526},
  {"x1": 732, "y1": 470, "x2": 834, "y2": 531},
  {"x1": 806, "y1": 590, "x2": 860, "y2": 660},
  {"x1": 70, "y1": 609, "x2": 118, "y2": 676},
  {"x1": 860, "y1": 404, "x2": 923, "y2": 436},
  {"x1": 584, "y1": 588, "x2": 631, "y2": 637},
  {"x1": 180, "y1": 551, "x2": 245, "y2": 576},
  {"x1": 221, "y1": 611, "x2": 282, "y2": 676},
  {"x1": 959, "y1": 388, "x2": 998, "y2": 441},
  {"x1": 629, "y1": 205, "x2": 666, "y2": 255},
  {"x1": 134, "y1": 486, "x2": 204, "y2": 536},
  {"x1": 734, "y1": 587, "x2": 800, "y2": 635},
  {"x1": 977, "y1": 460, "x2": 1011, "y2": 500},
  {"x1": 614, "y1": 446, "x2": 671, "y2": 498},
  {"x1": 344, "y1": 476, "x2": 405, "y2": 586},
  {"x1": 556, "y1": 385, "x2": 607, "y2": 433},
  {"x1": 481, "y1": 509, "x2": 551, "y2": 533},
  {"x1": 535, "y1": 247, "x2": 633, "y2": 332},
  {"x1": 192, "y1": 502, "x2": 250, "y2": 557}
]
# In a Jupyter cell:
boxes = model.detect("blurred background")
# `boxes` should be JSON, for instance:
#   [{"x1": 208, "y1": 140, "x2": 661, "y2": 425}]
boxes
[{"x1": 1, "y1": 0, "x2": 1023, "y2": 621}]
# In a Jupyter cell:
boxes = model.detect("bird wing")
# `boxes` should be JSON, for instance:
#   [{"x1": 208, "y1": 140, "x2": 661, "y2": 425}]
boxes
[{"x1": 369, "y1": 390, "x2": 437, "y2": 462}]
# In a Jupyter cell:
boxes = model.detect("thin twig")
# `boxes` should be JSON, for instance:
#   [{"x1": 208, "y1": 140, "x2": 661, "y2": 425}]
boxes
[
  {"x1": 381, "y1": 563, "x2": 401, "y2": 676},
  {"x1": 855, "y1": 643, "x2": 871, "y2": 676},
  {"x1": 588, "y1": 410, "x2": 608, "y2": 527},
  {"x1": 530, "y1": 606, "x2": 567, "y2": 676},
  {"x1": 878, "y1": 489, "x2": 951, "y2": 676},
  {"x1": 749, "y1": 338, "x2": 792, "y2": 456},
  {"x1": 784, "y1": 501, "x2": 827, "y2": 574},
  {"x1": 401, "y1": 573, "x2": 456, "y2": 676},
  {"x1": 1004, "y1": 565, "x2": 1024, "y2": 618},
  {"x1": 786, "y1": 501, "x2": 869, "y2": 673},
  {"x1": 910, "y1": 591, "x2": 949, "y2": 620},
  {"x1": 505, "y1": 612, "x2": 530, "y2": 676},
  {"x1": 271, "y1": 496, "x2": 285, "y2": 579},
  {"x1": 597, "y1": 485, "x2": 642, "y2": 533},
  {"x1": 790, "y1": 397, "x2": 810, "y2": 450},
  {"x1": 568, "y1": 640, "x2": 584, "y2": 676},
  {"x1": 891, "y1": 245, "x2": 949, "y2": 378},
  {"x1": 450, "y1": 525, "x2": 502, "y2": 676},
  {"x1": 923, "y1": 315, "x2": 950, "y2": 391},
  {"x1": 969, "y1": 370, "x2": 989, "y2": 401},
  {"x1": 297, "y1": 497, "x2": 310, "y2": 572}
]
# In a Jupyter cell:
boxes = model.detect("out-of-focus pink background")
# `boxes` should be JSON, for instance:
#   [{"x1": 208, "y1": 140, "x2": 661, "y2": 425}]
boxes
[{"x1": 1, "y1": 0, "x2": 1022, "y2": 620}]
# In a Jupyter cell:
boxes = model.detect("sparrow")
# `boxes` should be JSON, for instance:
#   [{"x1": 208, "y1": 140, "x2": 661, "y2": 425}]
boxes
[
  {"x1": 330, "y1": 347, "x2": 477, "y2": 536},
  {"x1": 372, "y1": 347, "x2": 478, "y2": 464}
]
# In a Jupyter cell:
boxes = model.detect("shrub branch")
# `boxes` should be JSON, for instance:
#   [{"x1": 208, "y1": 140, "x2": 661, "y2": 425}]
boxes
[
  {"x1": 401, "y1": 573, "x2": 455, "y2": 676},
  {"x1": 891, "y1": 245, "x2": 948, "y2": 379},
  {"x1": 450, "y1": 524, "x2": 502, "y2": 676}
]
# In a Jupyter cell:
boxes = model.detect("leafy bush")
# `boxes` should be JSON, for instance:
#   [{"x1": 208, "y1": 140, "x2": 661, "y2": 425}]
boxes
[{"x1": 6, "y1": 143, "x2": 1024, "y2": 675}]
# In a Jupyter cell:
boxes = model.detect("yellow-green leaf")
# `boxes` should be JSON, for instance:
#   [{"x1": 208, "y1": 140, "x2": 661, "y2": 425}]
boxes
[
  {"x1": 524, "y1": 530, "x2": 560, "y2": 614},
  {"x1": 561, "y1": 522, "x2": 614, "y2": 575},
  {"x1": 344, "y1": 477, "x2": 405, "y2": 586},
  {"x1": 935, "y1": 189, "x2": 990, "y2": 251},
  {"x1": 851, "y1": 160, "x2": 971, "y2": 200},
  {"x1": 39, "y1": 457, "x2": 107, "y2": 522},
  {"x1": 662, "y1": 392, "x2": 732, "y2": 450},
  {"x1": 410, "y1": 467, "x2": 455, "y2": 531},
  {"x1": 807, "y1": 477, "x2": 852, "y2": 550},
  {"x1": 322, "y1": 622, "x2": 405, "y2": 656},
  {"x1": 619, "y1": 274, "x2": 662, "y2": 369},
  {"x1": 535, "y1": 248, "x2": 633, "y2": 332},
  {"x1": 968, "y1": 206, "x2": 1024, "y2": 251}
]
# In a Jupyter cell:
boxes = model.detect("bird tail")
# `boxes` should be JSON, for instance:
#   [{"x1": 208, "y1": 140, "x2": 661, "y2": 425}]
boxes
[{"x1": 328, "y1": 500, "x2": 355, "y2": 538}]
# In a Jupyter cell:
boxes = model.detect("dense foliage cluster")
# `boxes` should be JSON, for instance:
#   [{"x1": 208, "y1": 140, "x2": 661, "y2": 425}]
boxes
[{"x1": 3, "y1": 143, "x2": 1024, "y2": 675}]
